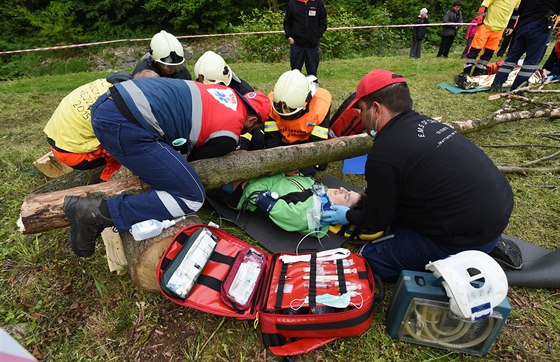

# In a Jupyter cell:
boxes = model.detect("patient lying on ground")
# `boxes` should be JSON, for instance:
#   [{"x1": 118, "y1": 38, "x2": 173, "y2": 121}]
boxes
[{"x1": 224, "y1": 173, "x2": 363, "y2": 237}]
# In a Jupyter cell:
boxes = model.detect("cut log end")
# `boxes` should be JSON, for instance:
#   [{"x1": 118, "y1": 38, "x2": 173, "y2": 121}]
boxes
[{"x1": 121, "y1": 215, "x2": 202, "y2": 291}]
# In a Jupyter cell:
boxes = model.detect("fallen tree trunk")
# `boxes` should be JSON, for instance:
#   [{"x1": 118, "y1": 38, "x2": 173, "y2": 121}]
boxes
[
  {"x1": 19, "y1": 134, "x2": 372, "y2": 234},
  {"x1": 18, "y1": 177, "x2": 145, "y2": 234},
  {"x1": 444, "y1": 107, "x2": 560, "y2": 133}
]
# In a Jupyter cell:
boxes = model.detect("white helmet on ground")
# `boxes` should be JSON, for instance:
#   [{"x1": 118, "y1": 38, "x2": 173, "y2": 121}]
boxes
[
  {"x1": 150, "y1": 30, "x2": 185, "y2": 66},
  {"x1": 194, "y1": 51, "x2": 233, "y2": 86},
  {"x1": 425, "y1": 250, "x2": 508, "y2": 321},
  {"x1": 272, "y1": 69, "x2": 311, "y2": 117}
]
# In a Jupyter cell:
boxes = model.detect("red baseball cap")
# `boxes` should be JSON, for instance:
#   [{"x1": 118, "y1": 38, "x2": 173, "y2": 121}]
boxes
[
  {"x1": 348, "y1": 70, "x2": 407, "y2": 109},
  {"x1": 240, "y1": 91, "x2": 272, "y2": 123}
]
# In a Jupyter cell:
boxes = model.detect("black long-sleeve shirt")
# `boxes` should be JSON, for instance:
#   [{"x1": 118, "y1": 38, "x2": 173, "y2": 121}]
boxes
[
  {"x1": 347, "y1": 110, "x2": 514, "y2": 247},
  {"x1": 283, "y1": 0, "x2": 327, "y2": 48}
]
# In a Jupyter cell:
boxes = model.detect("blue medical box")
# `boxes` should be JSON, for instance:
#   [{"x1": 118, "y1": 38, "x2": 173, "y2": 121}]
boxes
[{"x1": 386, "y1": 270, "x2": 511, "y2": 356}]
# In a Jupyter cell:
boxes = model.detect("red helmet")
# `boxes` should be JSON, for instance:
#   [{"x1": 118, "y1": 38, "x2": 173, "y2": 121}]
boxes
[{"x1": 241, "y1": 91, "x2": 271, "y2": 123}]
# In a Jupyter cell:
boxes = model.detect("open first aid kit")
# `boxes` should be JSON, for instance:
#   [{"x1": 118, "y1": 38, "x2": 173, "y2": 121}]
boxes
[{"x1": 157, "y1": 224, "x2": 377, "y2": 356}]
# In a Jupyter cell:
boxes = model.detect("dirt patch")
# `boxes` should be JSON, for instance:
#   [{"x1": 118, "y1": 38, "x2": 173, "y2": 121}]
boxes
[{"x1": 128, "y1": 302, "x2": 202, "y2": 361}]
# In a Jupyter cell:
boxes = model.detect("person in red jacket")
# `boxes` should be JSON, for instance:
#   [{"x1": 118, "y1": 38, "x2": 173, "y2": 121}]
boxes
[
  {"x1": 462, "y1": 18, "x2": 479, "y2": 58},
  {"x1": 63, "y1": 78, "x2": 271, "y2": 258}
]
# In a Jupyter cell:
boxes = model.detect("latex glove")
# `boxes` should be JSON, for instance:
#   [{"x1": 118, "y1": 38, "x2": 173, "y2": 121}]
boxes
[{"x1": 320, "y1": 205, "x2": 350, "y2": 226}]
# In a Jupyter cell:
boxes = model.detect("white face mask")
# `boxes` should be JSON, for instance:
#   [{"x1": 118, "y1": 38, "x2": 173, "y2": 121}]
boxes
[{"x1": 290, "y1": 291, "x2": 363, "y2": 310}]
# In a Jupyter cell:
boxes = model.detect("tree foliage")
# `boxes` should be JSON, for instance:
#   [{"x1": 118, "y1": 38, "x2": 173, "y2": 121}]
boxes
[{"x1": 0, "y1": 0, "x2": 480, "y2": 51}]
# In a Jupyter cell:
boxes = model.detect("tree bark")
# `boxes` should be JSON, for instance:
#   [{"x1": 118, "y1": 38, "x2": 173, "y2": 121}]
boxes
[
  {"x1": 19, "y1": 135, "x2": 372, "y2": 234},
  {"x1": 18, "y1": 176, "x2": 145, "y2": 234}
]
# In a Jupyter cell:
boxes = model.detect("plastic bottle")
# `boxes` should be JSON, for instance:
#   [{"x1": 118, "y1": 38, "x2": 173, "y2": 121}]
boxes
[{"x1": 129, "y1": 216, "x2": 186, "y2": 241}]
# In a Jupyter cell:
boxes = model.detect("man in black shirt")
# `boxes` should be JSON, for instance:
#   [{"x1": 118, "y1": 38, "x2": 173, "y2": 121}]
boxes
[
  {"x1": 283, "y1": 0, "x2": 327, "y2": 77},
  {"x1": 321, "y1": 69, "x2": 514, "y2": 281}
]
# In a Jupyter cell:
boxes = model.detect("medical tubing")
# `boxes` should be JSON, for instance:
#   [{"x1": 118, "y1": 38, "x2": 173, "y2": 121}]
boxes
[{"x1": 403, "y1": 305, "x2": 496, "y2": 349}]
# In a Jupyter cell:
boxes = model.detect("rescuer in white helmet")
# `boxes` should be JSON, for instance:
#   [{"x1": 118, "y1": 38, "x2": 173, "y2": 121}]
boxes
[
  {"x1": 132, "y1": 30, "x2": 192, "y2": 80},
  {"x1": 264, "y1": 69, "x2": 332, "y2": 175}
]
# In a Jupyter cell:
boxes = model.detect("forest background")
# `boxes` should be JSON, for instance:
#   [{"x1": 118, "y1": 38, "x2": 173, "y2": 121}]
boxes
[{"x1": 0, "y1": 0, "x2": 480, "y2": 80}]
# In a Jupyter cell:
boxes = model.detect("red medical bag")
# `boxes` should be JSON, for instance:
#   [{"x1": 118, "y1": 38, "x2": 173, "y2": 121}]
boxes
[
  {"x1": 157, "y1": 224, "x2": 376, "y2": 356},
  {"x1": 328, "y1": 92, "x2": 364, "y2": 138}
]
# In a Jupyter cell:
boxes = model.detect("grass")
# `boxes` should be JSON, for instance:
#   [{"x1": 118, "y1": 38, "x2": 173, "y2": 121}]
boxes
[{"x1": 0, "y1": 46, "x2": 559, "y2": 361}]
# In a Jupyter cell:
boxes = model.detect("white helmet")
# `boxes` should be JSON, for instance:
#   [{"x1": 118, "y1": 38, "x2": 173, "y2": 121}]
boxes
[
  {"x1": 150, "y1": 30, "x2": 185, "y2": 66},
  {"x1": 425, "y1": 250, "x2": 508, "y2": 321},
  {"x1": 194, "y1": 51, "x2": 233, "y2": 86},
  {"x1": 272, "y1": 69, "x2": 311, "y2": 117}
]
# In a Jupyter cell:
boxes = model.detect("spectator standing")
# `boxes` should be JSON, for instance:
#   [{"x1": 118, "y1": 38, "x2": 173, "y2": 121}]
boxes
[
  {"x1": 437, "y1": 1, "x2": 463, "y2": 58},
  {"x1": 283, "y1": 0, "x2": 327, "y2": 77},
  {"x1": 410, "y1": 8, "x2": 430, "y2": 60}
]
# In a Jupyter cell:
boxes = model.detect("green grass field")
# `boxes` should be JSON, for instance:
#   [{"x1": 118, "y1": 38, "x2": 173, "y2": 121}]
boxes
[{"x1": 0, "y1": 49, "x2": 559, "y2": 361}]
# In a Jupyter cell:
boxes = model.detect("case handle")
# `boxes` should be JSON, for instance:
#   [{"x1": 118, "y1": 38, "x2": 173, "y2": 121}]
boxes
[{"x1": 268, "y1": 337, "x2": 338, "y2": 356}]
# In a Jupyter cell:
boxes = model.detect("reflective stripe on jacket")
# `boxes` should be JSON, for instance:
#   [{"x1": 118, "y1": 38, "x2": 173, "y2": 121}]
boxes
[{"x1": 265, "y1": 87, "x2": 331, "y2": 143}]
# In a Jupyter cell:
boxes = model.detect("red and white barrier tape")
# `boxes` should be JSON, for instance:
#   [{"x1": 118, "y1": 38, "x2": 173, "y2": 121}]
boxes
[{"x1": 0, "y1": 23, "x2": 469, "y2": 55}]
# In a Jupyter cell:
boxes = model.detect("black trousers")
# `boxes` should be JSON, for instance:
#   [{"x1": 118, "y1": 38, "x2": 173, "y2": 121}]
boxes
[{"x1": 437, "y1": 35, "x2": 456, "y2": 57}]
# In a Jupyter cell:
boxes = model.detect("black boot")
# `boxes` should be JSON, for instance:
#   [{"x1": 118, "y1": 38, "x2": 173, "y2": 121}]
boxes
[
  {"x1": 489, "y1": 83, "x2": 503, "y2": 93},
  {"x1": 472, "y1": 66, "x2": 486, "y2": 77},
  {"x1": 489, "y1": 236, "x2": 523, "y2": 270},
  {"x1": 454, "y1": 73, "x2": 473, "y2": 89},
  {"x1": 63, "y1": 196, "x2": 113, "y2": 257}
]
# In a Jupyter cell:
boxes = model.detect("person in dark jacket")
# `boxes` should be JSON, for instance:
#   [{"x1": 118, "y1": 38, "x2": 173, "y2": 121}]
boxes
[
  {"x1": 410, "y1": 8, "x2": 430, "y2": 59},
  {"x1": 283, "y1": 0, "x2": 327, "y2": 77},
  {"x1": 321, "y1": 69, "x2": 514, "y2": 281},
  {"x1": 437, "y1": 0, "x2": 463, "y2": 57}
]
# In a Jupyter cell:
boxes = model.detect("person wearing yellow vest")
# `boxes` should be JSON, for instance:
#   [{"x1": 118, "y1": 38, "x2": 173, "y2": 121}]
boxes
[
  {"x1": 459, "y1": 0, "x2": 521, "y2": 78},
  {"x1": 265, "y1": 69, "x2": 330, "y2": 145},
  {"x1": 44, "y1": 71, "x2": 158, "y2": 181},
  {"x1": 44, "y1": 78, "x2": 120, "y2": 181}
]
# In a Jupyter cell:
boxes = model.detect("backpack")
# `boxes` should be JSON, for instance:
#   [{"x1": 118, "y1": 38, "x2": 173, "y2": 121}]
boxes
[
  {"x1": 157, "y1": 224, "x2": 379, "y2": 356},
  {"x1": 328, "y1": 92, "x2": 364, "y2": 138}
]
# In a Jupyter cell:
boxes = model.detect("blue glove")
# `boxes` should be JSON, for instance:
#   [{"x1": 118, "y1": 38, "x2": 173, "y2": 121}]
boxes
[
  {"x1": 320, "y1": 205, "x2": 350, "y2": 226},
  {"x1": 255, "y1": 191, "x2": 279, "y2": 214}
]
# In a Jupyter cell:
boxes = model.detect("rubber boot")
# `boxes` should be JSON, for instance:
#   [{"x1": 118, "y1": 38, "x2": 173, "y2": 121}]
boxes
[{"x1": 63, "y1": 196, "x2": 113, "y2": 257}]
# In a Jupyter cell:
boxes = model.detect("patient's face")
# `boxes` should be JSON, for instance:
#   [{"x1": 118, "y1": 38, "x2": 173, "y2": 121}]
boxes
[{"x1": 328, "y1": 187, "x2": 362, "y2": 208}]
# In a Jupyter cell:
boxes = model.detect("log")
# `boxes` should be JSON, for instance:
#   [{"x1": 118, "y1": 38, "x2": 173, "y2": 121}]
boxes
[
  {"x1": 191, "y1": 133, "x2": 373, "y2": 188},
  {"x1": 17, "y1": 176, "x2": 145, "y2": 234},
  {"x1": 33, "y1": 151, "x2": 73, "y2": 178},
  {"x1": 19, "y1": 135, "x2": 372, "y2": 234},
  {"x1": 32, "y1": 134, "x2": 373, "y2": 193},
  {"x1": 445, "y1": 107, "x2": 560, "y2": 132},
  {"x1": 121, "y1": 215, "x2": 202, "y2": 291}
]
